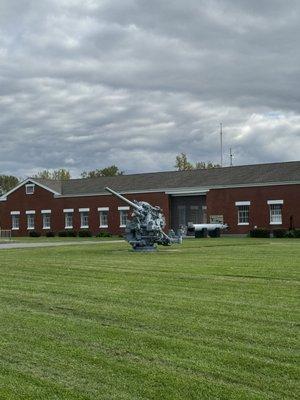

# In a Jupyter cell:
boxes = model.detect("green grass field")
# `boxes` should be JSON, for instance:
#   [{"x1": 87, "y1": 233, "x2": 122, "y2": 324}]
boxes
[{"x1": 0, "y1": 238, "x2": 299, "y2": 400}]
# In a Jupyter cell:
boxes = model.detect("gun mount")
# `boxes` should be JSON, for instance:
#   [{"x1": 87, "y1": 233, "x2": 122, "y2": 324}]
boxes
[{"x1": 105, "y1": 187, "x2": 182, "y2": 251}]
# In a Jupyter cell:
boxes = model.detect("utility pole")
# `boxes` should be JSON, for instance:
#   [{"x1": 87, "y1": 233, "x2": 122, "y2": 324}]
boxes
[
  {"x1": 229, "y1": 147, "x2": 233, "y2": 167},
  {"x1": 220, "y1": 123, "x2": 223, "y2": 167}
]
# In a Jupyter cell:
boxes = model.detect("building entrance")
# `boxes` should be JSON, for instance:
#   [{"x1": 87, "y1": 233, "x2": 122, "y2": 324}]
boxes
[{"x1": 170, "y1": 195, "x2": 207, "y2": 230}]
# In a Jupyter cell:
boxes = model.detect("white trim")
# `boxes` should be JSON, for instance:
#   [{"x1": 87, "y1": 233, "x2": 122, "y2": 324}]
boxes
[
  {"x1": 10, "y1": 211, "x2": 20, "y2": 215},
  {"x1": 63, "y1": 208, "x2": 74, "y2": 213},
  {"x1": 235, "y1": 201, "x2": 251, "y2": 206},
  {"x1": 267, "y1": 200, "x2": 284, "y2": 205},
  {"x1": 0, "y1": 177, "x2": 61, "y2": 201},
  {"x1": 12, "y1": 227, "x2": 19, "y2": 230},
  {"x1": 65, "y1": 226, "x2": 73, "y2": 229},
  {"x1": 27, "y1": 227, "x2": 35, "y2": 230},
  {"x1": 41, "y1": 209, "x2": 51, "y2": 214},
  {"x1": 80, "y1": 225, "x2": 89, "y2": 229},
  {"x1": 167, "y1": 190, "x2": 208, "y2": 196},
  {"x1": 119, "y1": 225, "x2": 126, "y2": 228},
  {"x1": 118, "y1": 206, "x2": 130, "y2": 211},
  {"x1": 238, "y1": 223, "x2": 249, "y2": 226},
  {"x1": 99, "y1": 225, "x2": 108, "y2": 228},
  {"x1": 26, "y1": 210, "x2": 35, "y2": 214},
  {"x1": 270, "y1": 222, "x2": 282, "y2": 225},
  {"x1": 79, "y1": 208, "x2": 90, "y2": 212},
  {"x1": 98, "y1": 207, "x2": 109, "y2": 211}
]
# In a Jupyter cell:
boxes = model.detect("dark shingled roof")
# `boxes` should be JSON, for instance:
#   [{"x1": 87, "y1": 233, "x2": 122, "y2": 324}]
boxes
[
  {"x1": 32, "y1": 178, "x2": 63, "y2": 194},
  {"x1": 34, "y1": 161, "x2": 300, "y2": 196}
]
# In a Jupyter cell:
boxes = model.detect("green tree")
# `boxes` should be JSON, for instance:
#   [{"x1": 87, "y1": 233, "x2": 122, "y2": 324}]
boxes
[
  {"x1": 195, "y1": 161, "x2": 221, "y2": 169},
  {"x1": 0, "y1": 175, "x2": 20, "y2": 195},
  {"x1": 81, "y1": 165, "x2": 124, "y2": 178},
  {"x1": 174, "y1": 153, "x2": 194, "y2": 171},
  {"x1": 175, "y1": 154, "x2": 221, "y2": 171},
  {"x1": 34, "y1": 169, "x2": 71, "y2": 180}
]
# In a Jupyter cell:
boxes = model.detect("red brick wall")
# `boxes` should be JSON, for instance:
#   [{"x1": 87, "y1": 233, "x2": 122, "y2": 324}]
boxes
[
  {"x1": 1, "y1": 182, "x2": 299, "y2": 236},
  {"x1": 207, "y1": 184, "x2": 300, "y2": 234},
  {"x1": 0, "y1": 184, "x2": 170, "y2": 236}
]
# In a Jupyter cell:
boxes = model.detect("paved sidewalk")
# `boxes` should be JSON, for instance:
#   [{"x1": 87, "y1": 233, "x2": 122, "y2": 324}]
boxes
[{"x1": 0, "y1": 240, "x2": 124, "y2": 250}]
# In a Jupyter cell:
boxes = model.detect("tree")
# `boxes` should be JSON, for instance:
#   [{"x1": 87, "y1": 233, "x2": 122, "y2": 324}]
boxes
[
  {"x1": 0, "y1": 175, "x2": 20, "y2": 195},
  {"x1": 174, "y1": 153, "x2": 194, "y2": 171},
  {"x1": 175, "y1": 154, "x2": 221, "y2": 171},
  {"x1": 195, "y1": 161, "x2": 221, "y2": 169},
  {"x1": 33, "y1": 169, "x2": 71, "y2": 180},
  {"x1": 81, "y1": 165, "x2": 124, "y2": 178}
]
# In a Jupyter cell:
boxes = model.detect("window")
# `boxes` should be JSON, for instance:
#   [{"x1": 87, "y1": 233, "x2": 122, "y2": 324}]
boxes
[
  {"x1": 237, "y1": 206, "x2": 249, "y2": 224},
  {"x1": 11, "y1": 213, "x2": 20, "y2": 230},
  {"x1": 119, "y1": 210, "x2": 129, "y2": 227},
  {"x1": 80, "y1": 212, "x2": 89, "y2": 228},
  {"x1": 269, "y1": 204, "x2": 282, "y2": 224},
  {"x1": 118, "y1": 206, "x2": 129, "y2": 227},
  {"x1": 42, "y1": 214, "x2": 51, "y2": 229},
  {"x1": 268, "y1": 200, "x2": 283, "y2": 225},
  {"x1": 27, "y1": 214, "x2": 35, "y2": 230},
  {"x1": 64, "y1": 209, "x2": 74, "y2": 229},
  {"x1": 235, "y1": 201, "x2": 250, "y2": 225},
  {"x1": 26, "y1": 184, "x2": 35, "y2": 195},
  {"x1": 98, "y1": 208, "x2": 109, "y2": 228}
]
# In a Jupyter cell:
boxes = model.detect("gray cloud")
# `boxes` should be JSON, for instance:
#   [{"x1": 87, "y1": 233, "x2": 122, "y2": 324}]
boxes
[{"x1": 0, "y1": 0, "x2": 299, "y2": 178}]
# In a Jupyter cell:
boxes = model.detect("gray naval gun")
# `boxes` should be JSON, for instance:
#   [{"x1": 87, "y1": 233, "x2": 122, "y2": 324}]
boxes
[{"x1": 105, "y1": 187, "x2": 182, "y2": 251}]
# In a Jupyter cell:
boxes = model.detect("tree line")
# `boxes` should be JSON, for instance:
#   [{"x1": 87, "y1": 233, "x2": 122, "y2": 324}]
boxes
[{"x1": 0, "y1": 154, "x2": 220, "y2": 195}]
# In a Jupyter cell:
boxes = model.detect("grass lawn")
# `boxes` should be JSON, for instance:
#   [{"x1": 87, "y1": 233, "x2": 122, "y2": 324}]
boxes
[{"x1": 0, "y1": 238, "x2": 299, "y2": 400}]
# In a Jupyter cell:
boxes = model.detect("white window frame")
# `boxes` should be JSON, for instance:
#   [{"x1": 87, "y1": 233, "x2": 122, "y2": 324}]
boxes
[
  {"x1": 118, "y1": 206, "x2": 129, "y2": 228},
  {"x1": 235, "y1": 201, "x2": 250, "y2": 225},
  {"x1": 64, "y1": 209, "x2": 74, "y2": 229},
  {"x1": 26, "y1": 211, "x2": 35, "y2": 230},
  {"x1": 79, "y1": 208, "x2": 90, "y2": 229},
  {"x1": 42, "y1": 212, "x2": 51, "y2": 230},
  {"x1": 11, "y1": 211, "x2": 20, "y2": 230},
  {"x1": 268, "y1": 202, "x2": 283, "y2": 225},
  {"x1": 25, "y1": 184, "x2": 35, "y2": 195},
  {"x1": 98, "y1": 207, "x2": 109, "y2": 228}
]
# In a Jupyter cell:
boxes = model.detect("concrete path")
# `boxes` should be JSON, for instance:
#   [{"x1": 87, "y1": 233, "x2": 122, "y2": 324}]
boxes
[{"x1": 0, "y1": 240, "x2": 124, "y2": 250}]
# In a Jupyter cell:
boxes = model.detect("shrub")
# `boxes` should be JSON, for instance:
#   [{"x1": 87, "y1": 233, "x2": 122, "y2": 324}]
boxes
[
  {"x1": 29, "y1": 231, "x2": 41, "y2": 237},
  {"x1": 58, "y1": 231, "x2": 68, "y2": 237},
  {"x1": 96, "y1": 231, "x2": 112, "y2": 238},
  {"x1": 249, "y1": 228, "x2": 271, "y2": 238},
  {"x1": 46, "y1": 231, "x2": 55, "y2": 237},
  {"x1": 273, "y1": 229, "x2": 287, "y2": 238},
  {"x1": 284, "y1": 230, "x2": 295, "y2": 238},
  {"x1": 66, "y1": 230, "x2": 77, "y2": 237},
  {"x1": 208, "y1": 228, "x2": 221, "y2": 238},
  {"x1": 293, "y1": 229, "x2": 300, "y2": 238},
  {"x1": 78, "y1": 230, "x2": 92, "y2": 237}
]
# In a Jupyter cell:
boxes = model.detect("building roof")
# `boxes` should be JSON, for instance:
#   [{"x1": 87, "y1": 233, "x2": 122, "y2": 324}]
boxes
[{"x1": 34, "y1": 161, "x2": 300, "y2": 196}]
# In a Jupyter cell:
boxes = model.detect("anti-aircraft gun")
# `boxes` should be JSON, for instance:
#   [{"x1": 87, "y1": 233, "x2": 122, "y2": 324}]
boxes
[{"x1": 105, "y1": 187, "x2": 182, "y2": 251}]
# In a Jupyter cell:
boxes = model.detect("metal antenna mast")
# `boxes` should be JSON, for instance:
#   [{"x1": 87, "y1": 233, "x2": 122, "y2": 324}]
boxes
[
  {"x1": 229, "y1": 147, "x2": 233, "y2": 167},
  {"x1": 220, "y1": 123, "x2": 223, "y2": 167}
]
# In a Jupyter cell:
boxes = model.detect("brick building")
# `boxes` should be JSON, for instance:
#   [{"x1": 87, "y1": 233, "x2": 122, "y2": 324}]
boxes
[{"x1": 0, "y1": 161, "x2": 299, "y2": 236}]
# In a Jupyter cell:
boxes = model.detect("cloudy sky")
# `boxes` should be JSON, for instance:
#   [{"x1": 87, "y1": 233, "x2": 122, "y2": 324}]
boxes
[{"x1": 1, "y1": 0, "x2": 300, "y2": 178}]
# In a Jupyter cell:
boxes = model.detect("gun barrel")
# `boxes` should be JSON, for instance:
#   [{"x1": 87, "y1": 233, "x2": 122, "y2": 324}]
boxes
[{"x1": 105, "y1": 187, "x2": 141, "y2": 210}]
